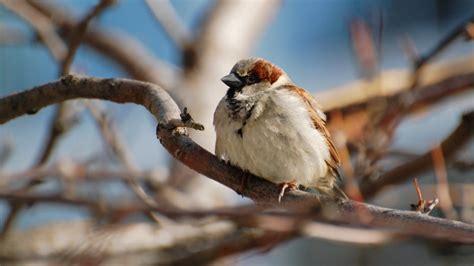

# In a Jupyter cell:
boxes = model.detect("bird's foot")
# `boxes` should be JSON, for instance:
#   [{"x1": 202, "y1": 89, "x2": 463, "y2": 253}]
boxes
[{"x1": 278, "y1": 181, "x2": 298, "y2": 203}]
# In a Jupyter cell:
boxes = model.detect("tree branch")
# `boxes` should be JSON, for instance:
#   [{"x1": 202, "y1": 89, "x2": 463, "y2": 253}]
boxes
[
  {"x1": 318, "y1": 57, "x2": 474, "y2": 114},
  {"x1": 0, "y1": 219, "x2": 242, "y2": 264},
  {"x1": 414, "y1": 14, "x2": 474, "y2": 70},
  {"x1": 60, "y1": 0, "x2": 115, "y2": 75},
  {"x1": 145, "y1": 0, "x2": 191, "y2": 50},
  {"x1": 0, "y1": 0, "x2": 67, "y2": 61},
  {"x1": 27, "y1": 0, "x2": 178, "y2": 88},
  {"x1": 360, "y1": 111, "x2": 474, "y2": 198},
  {"x1": 0, "y1": 75, "x2": 473, "y2": 244}
]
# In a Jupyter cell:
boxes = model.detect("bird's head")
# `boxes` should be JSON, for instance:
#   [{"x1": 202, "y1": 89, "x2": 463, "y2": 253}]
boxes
[{"x1": 221, "y1": 58, "x2": 292, "y2": 96}]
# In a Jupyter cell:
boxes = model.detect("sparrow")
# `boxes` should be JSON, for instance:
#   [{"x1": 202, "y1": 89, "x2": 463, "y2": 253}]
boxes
[{"x1": 213, "y1": 58, "x2": 347, "y2": 202}]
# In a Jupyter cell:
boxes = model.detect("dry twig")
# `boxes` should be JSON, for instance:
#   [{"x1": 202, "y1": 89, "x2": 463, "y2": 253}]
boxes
[
  {"x1": 410, "y1": 178, "x2": 439, "y2": 215},
  {"x1": 431, "y1": 144, "x2": 458, "y2": 219},
  {"x1": 145, "y1": 0, "x2": 191, "y2": 50}
]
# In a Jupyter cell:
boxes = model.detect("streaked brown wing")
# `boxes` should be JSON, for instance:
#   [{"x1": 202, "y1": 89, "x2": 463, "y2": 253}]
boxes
[{"x1": 283, "y1": 85, "x2": 341, "y2": 174}]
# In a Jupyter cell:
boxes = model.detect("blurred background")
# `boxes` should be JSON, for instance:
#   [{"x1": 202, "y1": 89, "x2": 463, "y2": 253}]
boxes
[{"x1": 0, "y1": 0, "x2": 473, "y2": 265}]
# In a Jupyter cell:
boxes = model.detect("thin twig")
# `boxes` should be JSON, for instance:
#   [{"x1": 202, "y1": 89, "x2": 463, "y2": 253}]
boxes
[
  {"x1": 399, "y1": 35, "x2": 419, "y2": 66},
  {"x1": 84, "y1": 101, "x2": 162, "y2": 222},
  {"x1": 0, "y1": 0, "x2": 66, "y2": 60},
  {"x1": 350, "y1": 18, "x2": 378, "y2": 78},
  {"x1": 28, "y1": 0, "x2": 178, "y2": 88},
  {"x1": 145, "y1": 0, "x2": 191, "y2": 50},
  {"x1": 410, "y1": 178, "x2": 439, "y2": 215},
  {"x1": 431, "y1": 144, "x2": 458, "y2": 220},
  {"x1": 38, "y1": 0, "x2": 114, "y2": 167},
  {"x1": 0, "y1": 161, "x2": 165, "y2": 188},
  {"x1": 60, "y1": 0, "x2": 115, "y2": 75},
  {"x1": 413, "y1": 178, "x2": 423, "y2": 202},
  {"x1": 415, "y1": 14, "x2": 474, "y2": 71}
]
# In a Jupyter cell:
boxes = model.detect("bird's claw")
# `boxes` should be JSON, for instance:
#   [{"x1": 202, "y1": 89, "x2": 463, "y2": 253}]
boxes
[{"x1": 278, "y1": 181, "x2": 298, "y2": 203}]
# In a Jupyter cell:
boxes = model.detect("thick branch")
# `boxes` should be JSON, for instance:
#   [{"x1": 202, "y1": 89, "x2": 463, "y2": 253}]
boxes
[
  {"x1": 0, "y1": 75, "x2": 180, "y2": 125},
  {"x1": 0, "y1": 76, "x2": 473, "y2": 243}
]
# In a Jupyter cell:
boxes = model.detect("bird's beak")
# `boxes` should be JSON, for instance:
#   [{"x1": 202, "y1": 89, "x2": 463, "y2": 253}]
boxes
[{"x1": 221, "y1": 73, "x2": 243, "y2": 88}]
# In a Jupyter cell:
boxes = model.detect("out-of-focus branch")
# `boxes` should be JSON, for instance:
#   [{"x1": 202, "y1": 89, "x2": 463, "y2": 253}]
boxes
[
  {"x1": 60, "y1": 0, "x2": 115, "y2": 75},
  {"x1": 322, "y1": 14, "x2": 474, "y2": 148},
  {"x1": 9, "y1": 0, "x2": 155, "y2": 219},
  {"x1": 0, "y1": 0, "x2": 80, "y2": 236},
  {"x1": 87, "y1": 106, "x2": 203, "y2": 208},
  {"x1": 85, "y1": 102, "x2": 164, "y2": 223},
  {"x1": 318, "y1": 56, "x2": 474, "y2": 114},
  {"x1": 0, "y1": 160, "x2": 164, "y2": 189},
  {"x1": 0, "y1": 190, "x2": 471, "y2": 245},
  {"x1": 466, "y1": 22, "x2": 474, "y2": 40},
  {"x1": 360, "y1": 111, "x2": 474, "y2": 199},
  {"x1": 27, "y1": 0, "x2": 113, "y2": 168},
  {"x1": 452, "y1": 159, "x2": 474, "y2": 170},
  {"x1": 85, "y1": 102, "x2": 136, "y2": 170},
  {"x1": 396, "y1": 14, "x2": 474, "y2": 91},
  {"x1": 324, "y1": 70, "x2": 474, "y2": 145},
  {"x1": 414, "y1": 14, "x2": 474, "y2": 71},
  {"x1": 1, "y1": 0, "x2": 112, "y2": 168},
  {"x1": 145, "y1": 0, "x2": 191, "y2": 50},
  {"x1": 350, "y1": 19, "x2": 378, "y2": 78},
  {"x1": 0, "y1": 137, "x2": 14, "y2": 169},
  {"x1": 0, "y1": 220, "x2": 241, "y2": 264},
  {"x1": 34, "y1": 104, "x2": 80, "y2": 165},
  {"x1": 1, "y1": 75, "x2": 473, "y2": 244},
  {"x1": 0, "y1": 211, "x2": 389, "y2": 264},
  {"x1": 0, "y1": 25, "x2": 30, "y2": 45},
  {"x1": 0, "y1": 0, "x2": 66, "y2": 61},
  {"x1": 431, "y1": 145, "x2": 458, "y2": 220},
  {"x1": 27, "y1": 0, "x2": 178, "y2": 88}
]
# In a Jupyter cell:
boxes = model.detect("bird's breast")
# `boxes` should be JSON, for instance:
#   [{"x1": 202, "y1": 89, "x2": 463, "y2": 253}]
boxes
[
  {"x1": 214, "y1": 89, "x2": 330, "y2": 187},
  {"x1": 224, "y1": 93, "x2": 256, "y2": 122}
]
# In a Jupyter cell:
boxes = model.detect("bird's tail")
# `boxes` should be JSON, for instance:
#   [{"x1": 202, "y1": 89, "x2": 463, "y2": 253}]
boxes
[
  {"x1": 333, "y1": 183, "x2": 349, "y2": 200},
  {"x1": 314, "y1": 174, "x2": 349, "y2": 200}
]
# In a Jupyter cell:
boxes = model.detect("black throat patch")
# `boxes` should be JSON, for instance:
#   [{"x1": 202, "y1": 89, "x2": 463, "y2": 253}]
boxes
[{"x1": 225, "y1": 88, "x2": 255, "y2": 138}]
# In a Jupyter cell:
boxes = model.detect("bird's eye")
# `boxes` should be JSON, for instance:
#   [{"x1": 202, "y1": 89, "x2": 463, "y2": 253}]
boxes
[{"x1": 246, "y1": 74, "x2": 260, "y2": 85}]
